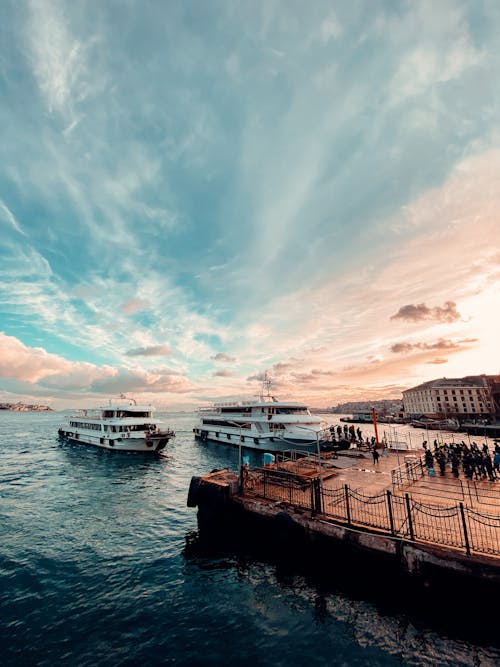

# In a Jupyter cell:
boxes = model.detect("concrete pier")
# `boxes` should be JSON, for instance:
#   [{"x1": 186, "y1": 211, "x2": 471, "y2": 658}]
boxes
[{"x1": 187, "y1": 450, "x2": 500, "y2": 593}]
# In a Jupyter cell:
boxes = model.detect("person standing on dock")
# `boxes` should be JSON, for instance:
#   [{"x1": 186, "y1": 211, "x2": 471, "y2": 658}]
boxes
[
  {"x1": 372, "y1": 446, "x2": 379, "y2": 466},
  {"x1": 484, "y1": 453, "x2": 496, "y2": 481},
  {"x1": 424, "y1": 449, "x2": 434, "y2": 475},
  {"x1": 436, "y1": 449, "x2": 447, "y2": 476},
  {"x1": 494, "y1": 449, "x2": 500, "y2": 477}
]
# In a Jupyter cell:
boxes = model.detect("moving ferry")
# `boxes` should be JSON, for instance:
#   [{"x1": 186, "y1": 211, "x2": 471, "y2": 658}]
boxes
[
  {"x1": 58, "y1": 396, "x2": 175, "y2": 452},
  {"x1": 193, "y1": 378, "x2": 347, "y2": 453}
]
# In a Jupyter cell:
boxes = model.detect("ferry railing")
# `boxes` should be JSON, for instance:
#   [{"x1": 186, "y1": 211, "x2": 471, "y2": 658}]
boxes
[
  {"x1": 467, "y1": 481, "x2": 500, "y2": 507},
  {"x1": 242, "y1": 467, "x2": 500, "y2": 557},
  {"x1": 392, "y1": 462, "x2": 500, "y2": 508},
  {"x1": 391, "y1": 456, "x2": 425, "y2": 488},
  {"x1": 243, "y1": 467, "x2": 314, "y2": 511},
  {"x1": 465, "y1": 507, "x2": 500, "y2": 555}
]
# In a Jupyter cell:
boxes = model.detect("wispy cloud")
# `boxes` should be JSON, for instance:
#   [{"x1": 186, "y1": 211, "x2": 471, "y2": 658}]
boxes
[
  {"x1": 125, "y1": 345, "x2": 172, "y2": 357},
  {"x1": 0, "y1": 199, "x2": 26, "y2": 235},
  {"x1": 26, "y1": 0, "x2": 96, "y2": 123},
  {"x1": 211, "y1": 352, "x2": 236, "y2": 363},
  {"x1": 213, "y1": 369, "x2": 233, "y2": 378},
  {"x1": 121, "y1": 298, "x2": 151, "y2": 315}
]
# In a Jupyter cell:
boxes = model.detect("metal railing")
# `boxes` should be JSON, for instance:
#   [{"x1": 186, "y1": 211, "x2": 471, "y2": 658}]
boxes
[{"x1": 241, "y1": 467, "x2": 500, "y2": 557}]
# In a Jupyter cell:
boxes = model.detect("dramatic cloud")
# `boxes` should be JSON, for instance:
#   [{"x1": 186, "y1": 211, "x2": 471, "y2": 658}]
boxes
[
  {"x1": 390, "y1": 301, "x2": 461, "y2": 323},
  {"x1": 0, "y1": 333, "x2": 195, "y2": 401},
  {"x1": 0, "y1": 332, "x2": 79, "y2": 383},
  {"x1": 390, "y1": 338, "x2": 478, "y2": 354},
  {"x1": 0, "y1": 3, "x2": 498, "y2": 409},
  {"x1": 125, "y1": 345, "x2": 172, "y2": 357}
]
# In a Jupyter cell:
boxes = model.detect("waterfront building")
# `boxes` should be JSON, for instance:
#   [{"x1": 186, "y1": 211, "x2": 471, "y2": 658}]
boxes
[{"x1": 402, "y1": 375, "x2": 500, "y2": 421}]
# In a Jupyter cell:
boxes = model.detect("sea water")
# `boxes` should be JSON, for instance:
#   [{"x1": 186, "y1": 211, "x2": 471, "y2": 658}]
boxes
[{"x1": 1, "y1": 411, "x2": 499, "y2": 666}]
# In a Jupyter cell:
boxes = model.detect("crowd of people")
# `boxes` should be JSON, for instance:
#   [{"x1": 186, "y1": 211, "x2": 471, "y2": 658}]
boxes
[
  {"x1": 328, "y1": 423, "x2": 500, "y2": 482},
  {"x1": 330, "y1": 423, "x2": 365, "y2": 443},
  {"x1": 423, "y1": 439, "x2": 500, "y2": 481}
]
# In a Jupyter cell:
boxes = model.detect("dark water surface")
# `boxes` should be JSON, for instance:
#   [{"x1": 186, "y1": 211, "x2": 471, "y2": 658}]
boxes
[{"x1": 1, "y1": 411, "x2": 499, "y2": 666}]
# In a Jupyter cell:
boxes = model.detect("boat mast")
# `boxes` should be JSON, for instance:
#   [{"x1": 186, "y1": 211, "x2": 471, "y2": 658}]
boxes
[{"x1": 259, "y1": 372, "x2": 273, "y2": 402}]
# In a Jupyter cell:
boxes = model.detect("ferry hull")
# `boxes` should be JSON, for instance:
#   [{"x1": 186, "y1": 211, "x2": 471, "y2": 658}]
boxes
[
  {"x1": 58, "y1": 429, "x2": 172, "y2": 452},
  {"x1": 194, "y1": 431, "x2": 350, "y2": 454}
]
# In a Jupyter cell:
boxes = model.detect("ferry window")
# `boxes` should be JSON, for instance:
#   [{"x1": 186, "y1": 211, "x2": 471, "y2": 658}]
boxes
[
  {"x1": 253, "y1": 438, "x2": 259, "y2": 444},
  {"x1": 227, "y1": 434, "x2": 231, "y2": 439}
]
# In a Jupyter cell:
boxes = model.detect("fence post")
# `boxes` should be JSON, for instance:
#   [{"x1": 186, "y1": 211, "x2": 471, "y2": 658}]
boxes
[
  {"x1": 344, "y1": 484, "x2": 351, "y2": 525},
  {"x1": 405, "y1": 493, "x2": 415, "y2": 541},
  {"x1": 459, "y1": 502, "x2": 471, "y2": 556},
  {"x1": 386, "y1": 490, "x2": 395, "y2": 535},
  {"x1": 263, "y1": 470, "x2": 267, "y2": 498},
  {"x1": 316, "y1": 477, "x2": 323, "y2": 514}
]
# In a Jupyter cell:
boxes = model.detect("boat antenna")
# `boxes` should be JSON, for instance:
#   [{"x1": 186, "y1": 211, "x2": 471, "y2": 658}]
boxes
[{"x1": 260, "y1": 372, "x2": 273, "y2": 401}]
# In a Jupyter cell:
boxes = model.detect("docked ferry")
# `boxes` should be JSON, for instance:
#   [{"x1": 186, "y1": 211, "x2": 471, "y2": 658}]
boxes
[
  {"x1": 58, "y1": 396, "x2": 175, "y2": 452},
  {"x1": 193, "y1": 379, "x2": 348, "y2": 453}
]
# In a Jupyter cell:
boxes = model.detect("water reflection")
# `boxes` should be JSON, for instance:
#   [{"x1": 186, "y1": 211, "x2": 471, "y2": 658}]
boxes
[{"x1": 184, "y1": 528, "x2": 500, "y2": 664}]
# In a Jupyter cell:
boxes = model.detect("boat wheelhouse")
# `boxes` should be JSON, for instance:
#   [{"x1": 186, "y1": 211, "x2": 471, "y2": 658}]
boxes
[{"x1": 58, "y1": 396, "x2": 175, "y2": 452}]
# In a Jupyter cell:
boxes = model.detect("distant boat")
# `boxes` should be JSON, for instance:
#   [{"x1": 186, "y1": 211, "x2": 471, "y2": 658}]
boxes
[
  {"x1": 58, "y1": 395, "x2": 175, "y2": 452},
  {"x1": 193, "y1": 375, "x2": 350, "y2": 453},
  {"x1": 339, "y1": 413, "x2": 373, "y2": 423},
  {"x1": 461, "y1": 422, "x2": 500, "y2": 438},
  {"x1": 410, "y1": 417, "x2": 461, "y2": 432}
]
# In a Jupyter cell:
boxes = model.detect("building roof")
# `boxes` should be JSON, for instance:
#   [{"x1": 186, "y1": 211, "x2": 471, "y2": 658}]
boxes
[{"x1": 403, "y1": 376, "x2": 486, "y2": 394}]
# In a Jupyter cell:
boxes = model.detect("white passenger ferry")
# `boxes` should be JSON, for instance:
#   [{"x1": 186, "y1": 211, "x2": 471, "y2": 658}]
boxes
[
  {"x1": 58, "y1": 396, "x2": 175, "y2": 452},
  {"x1": 193, "y1": 377, "x2": 347, "y2": 453}
]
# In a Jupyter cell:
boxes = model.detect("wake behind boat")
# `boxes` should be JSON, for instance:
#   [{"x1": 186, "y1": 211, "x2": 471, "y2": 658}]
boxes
[
  {"x1": 193, "y1": 376, "x2": 350, "y2": 453},
  {"x1": 58, "y1": 395, "x2": 175, "y2": 452}
]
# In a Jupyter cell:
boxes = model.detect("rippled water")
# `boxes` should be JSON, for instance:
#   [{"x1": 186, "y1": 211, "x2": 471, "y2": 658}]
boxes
[{"x1": 1, "y1": 411, "x2": 499, "y2": 666}]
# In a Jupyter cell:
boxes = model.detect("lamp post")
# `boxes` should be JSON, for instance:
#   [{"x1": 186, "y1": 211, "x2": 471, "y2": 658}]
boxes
[
  {"x1": 296, "y1": 425, "x2": 324, "y2": 497},
  {"x1": 371, "y1": 407, "x2": 380, "y2": 448},
  {"x1": 227, "y1": 420, "x2": 250, "y2": 491}
]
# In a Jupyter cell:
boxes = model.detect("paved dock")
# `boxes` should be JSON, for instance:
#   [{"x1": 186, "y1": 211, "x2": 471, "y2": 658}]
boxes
[
  {"x1": 239, "y1": 445, "x2": 500, "y2": 559},
  {"x1": 276, "y1": 447, "x2": 500, "y2": 511}
]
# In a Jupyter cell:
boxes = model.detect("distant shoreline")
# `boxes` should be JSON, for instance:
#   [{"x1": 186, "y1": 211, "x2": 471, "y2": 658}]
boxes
[{"x1": 0, "y1": 403, "x2": 53, "y2": 412}]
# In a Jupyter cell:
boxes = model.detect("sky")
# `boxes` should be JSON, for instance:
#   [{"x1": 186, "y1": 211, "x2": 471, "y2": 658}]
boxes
[{"x1": 0, "y1": 0, "x2": 499, "y2": 411}]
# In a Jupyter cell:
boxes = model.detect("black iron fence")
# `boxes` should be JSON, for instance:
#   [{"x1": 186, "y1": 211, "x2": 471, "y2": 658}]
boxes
[{"x1": 242, "y1": 467, "x2": 500, "y2": 557}]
